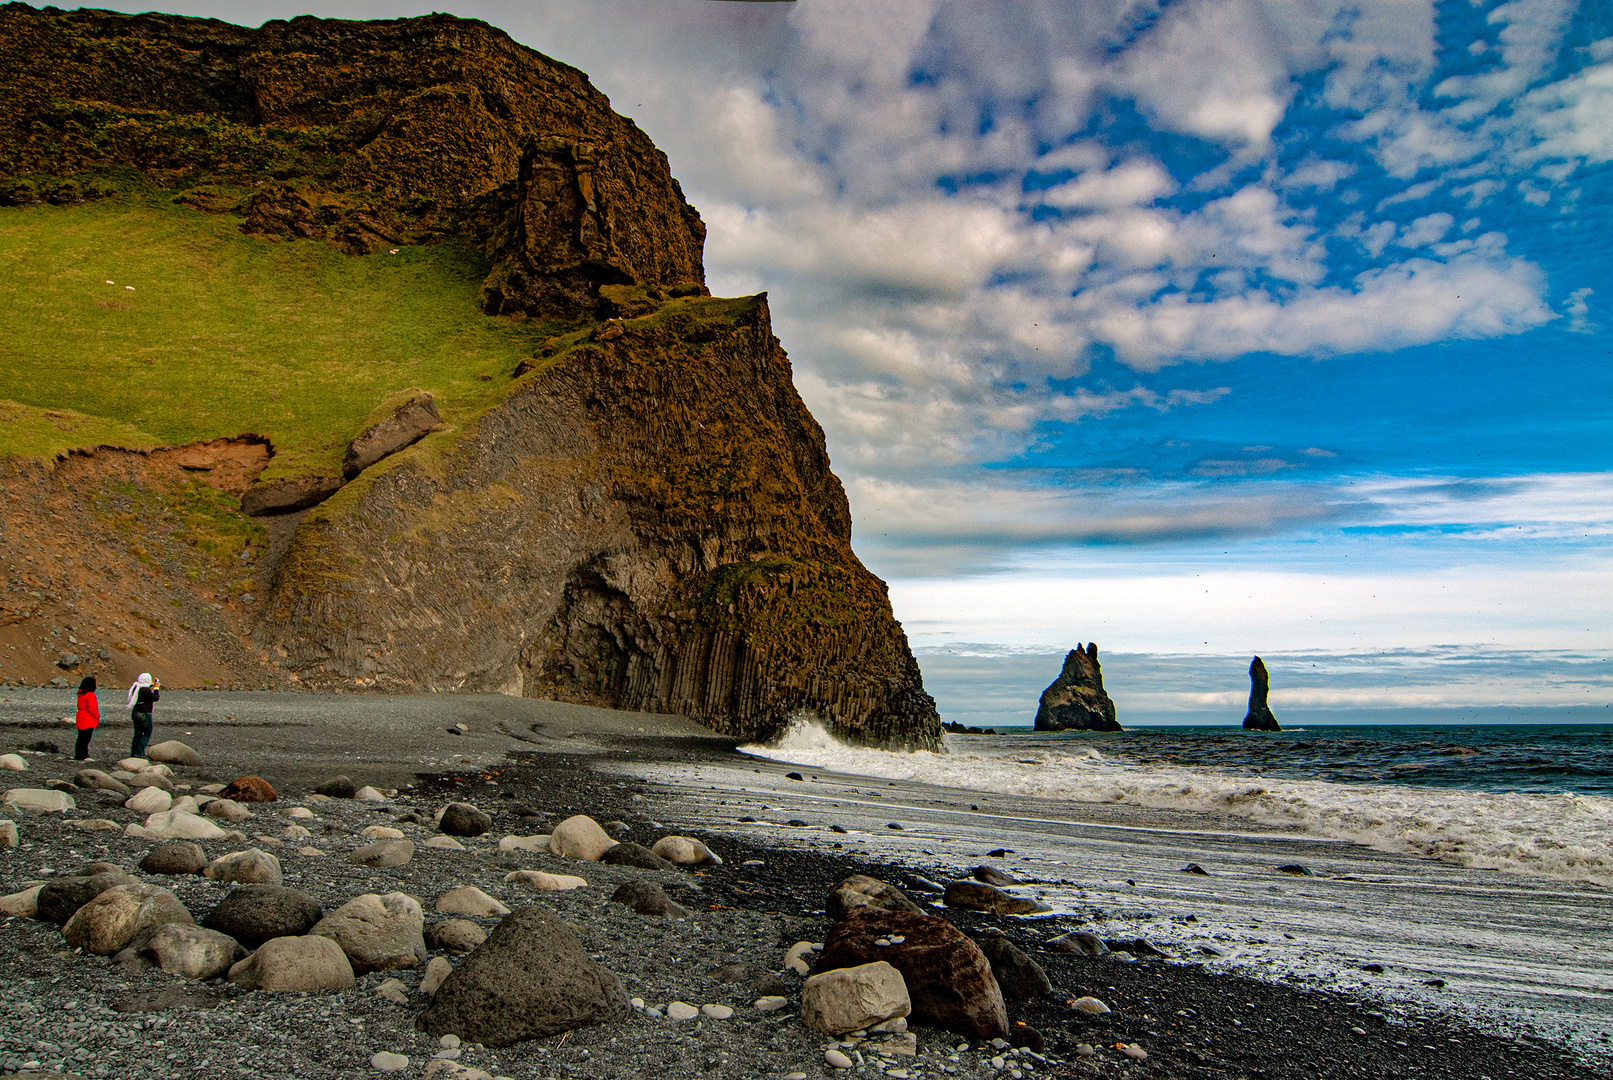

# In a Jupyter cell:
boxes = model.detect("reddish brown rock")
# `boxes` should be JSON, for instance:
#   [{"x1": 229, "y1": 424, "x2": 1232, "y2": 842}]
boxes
[
  {"x1": 814, "y1": 908, "x2": 1008, "y2": 1040},
  {"x1": 220, "y1": 776, "x2": 277, "y2": 803}
]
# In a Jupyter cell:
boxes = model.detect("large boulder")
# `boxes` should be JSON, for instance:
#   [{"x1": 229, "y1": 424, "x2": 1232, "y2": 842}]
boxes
[
  {"x1": 146, "y1": 741, "x2": 202, "y2": 766},
  {"x1": 204, "y1": 848, "x2": 284, "y2": 886},
  {"x1": 204, "y1": 798, "x2": 252, "y2": 822},
  {"x1": 1033, "y1": 643, "x2": 1121, "y2": 732},
  {"x1": 610, "y1": 880, "x2": 686, "y2": 918},
  {"x1": 62, "y1": 883, "x2": 194, "y2": 956},
  {"x1": 141, "y1": 841, "x2": 209, "y2": 876},
  {"x1": 425, "y1": 919, "x2": 488, "y2": 954},
  {"x1": 504, "y1": 870, "x2": 588, "y2": 892},
  {"x1": 140, "y1": 810, "x2": 230, "y2": 840},
  {"x1": 650, "y1": 836, "x2": 720, "y2": 866},
  {"x1": 975, "y1": 935, "x2": 1053, "y2": 1001},
  {"x1": 241, "y1": 476, "x2": 344, "y2": 517},
  {"x1": 1242, "y1": 656, "x2": 1281, "y2": 731},
  {"x1": 228, "y1": 934, "x2": 355, "y2": 991},
  {"x1": 599, "y1": 842, "x2": 678, "y2": 872},
  {"x1": 74, "y1": 769, "x2": 129, "y2": 795},
  {"x1": 942, "y1": 880, "x2": 1050, "y2": 916},
  {"x1": 801, "y1": 960, "x2": 911, "y2": 1036},
  {"x1": 310, "y1": 892, "x2": 426, "y2": 973},
  {"x1": 418, "y1": 905, "x2": 629, "y2": 1046},
  {"x1": 202, "y1": 884, "x2": 323, "y2": 948},
  {"x1": 219, "y1": 776, "x2": 277, "y2": 803},
  {"x1": 549, "y1": 815, "x2": 617, "y2": 861},
  {"x1": 815, "y1": 908, "x2": 1009, "y2": 1040},
  {"x1": 125, "y1": 787, "x2": 172, "y2": 814},
  {"x1": 438, "y1": 803, "x2": 492, "y2": 838},
  {"x1": 827, "y1": 875, "x2": 924, "y2": 922},
  {"x1": 3, "y1": 788, "x2": 74, "y2": 813},
  {"x1": 37, "y1": 872, "x2": 139, "y2": 924},
  {"x1": 343, "y1": 392, "x2": 442, "y2": 478},
  {"x1": 128, "y1": 769, "x2": 174, "y2": 792},
  {"x1": 313, "y1": 775, "x2": 358, "y2": 799},
  {"x1": 348, "y1": 839, "x2": 414, "y2": 867},
  {"x1": 140, "y1": 923, "x2": 244, "y2": 980},
  {"x1": 1, "y1": 884, "x2": 43, "y2": 917},
  {"x1": 435, "y1": 887, "x2": 509, "y2": 917}
]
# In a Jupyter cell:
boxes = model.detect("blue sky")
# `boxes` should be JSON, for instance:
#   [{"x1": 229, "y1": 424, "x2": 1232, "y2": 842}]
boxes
[{"x1": 71, "y1": 0, "x2": 1613, "y2": 722}]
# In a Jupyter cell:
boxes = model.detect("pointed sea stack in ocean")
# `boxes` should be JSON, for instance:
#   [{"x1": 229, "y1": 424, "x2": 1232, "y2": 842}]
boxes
[
  {"x1": 1034, "y1": 644, "x2": 1121, "y2": 732},
  {"x1": 1242, "y1": 656, "x2": 1281, "y2": 731}
]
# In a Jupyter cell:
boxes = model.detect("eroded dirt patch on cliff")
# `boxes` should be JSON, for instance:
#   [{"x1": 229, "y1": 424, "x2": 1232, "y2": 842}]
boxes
[{"x1": 0, "y1": 440, "x2": 286, "y2": 689}]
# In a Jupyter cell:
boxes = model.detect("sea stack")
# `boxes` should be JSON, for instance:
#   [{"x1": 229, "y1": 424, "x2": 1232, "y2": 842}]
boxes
[
  {"x1": 1034, "y1": 644, "x2": 1121, "y2": 732},
  {"x1": 1242, "y1": 656, "x2": 1281, "y2": 731}
]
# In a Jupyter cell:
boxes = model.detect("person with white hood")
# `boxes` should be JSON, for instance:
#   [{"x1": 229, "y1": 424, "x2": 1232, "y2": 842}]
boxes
[{"x1": 126, "y1": 672, "x2": 160, "y2": 758}]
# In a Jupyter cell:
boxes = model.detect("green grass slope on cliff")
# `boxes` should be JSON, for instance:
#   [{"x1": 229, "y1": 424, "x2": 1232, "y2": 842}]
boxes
[{"x1": 0, "y1": 186, "x2": 559, "y2": 477}]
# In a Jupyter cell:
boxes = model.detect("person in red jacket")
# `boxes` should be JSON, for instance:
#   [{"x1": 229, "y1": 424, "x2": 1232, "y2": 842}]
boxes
[{"x1": 74, "y1": 675, "x2": 99, "y2": 761}]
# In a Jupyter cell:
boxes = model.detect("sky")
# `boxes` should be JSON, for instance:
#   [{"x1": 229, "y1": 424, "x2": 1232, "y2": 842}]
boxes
[{"x1": 67, "y1": 0, "x2": 1613, "y2": 723}]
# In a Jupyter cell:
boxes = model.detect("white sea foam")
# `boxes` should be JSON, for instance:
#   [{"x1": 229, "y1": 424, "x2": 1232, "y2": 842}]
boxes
[{"x1": 742, "y1": 717, "x2": 1613, "y2": 887}]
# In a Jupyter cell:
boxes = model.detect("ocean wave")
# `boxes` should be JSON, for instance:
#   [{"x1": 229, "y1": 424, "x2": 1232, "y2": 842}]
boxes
[{"x1": 742, "y1": 717, "x2": 1613, "y2": 887}]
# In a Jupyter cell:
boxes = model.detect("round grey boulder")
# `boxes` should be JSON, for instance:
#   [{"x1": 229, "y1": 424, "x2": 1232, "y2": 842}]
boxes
[
  {"x1": 36, "y1": 871, "x2": 138, "y2": 924},
  {"x1": 425, "y1": 918, "x2": 489, "y2": 954},
  {"x1": 141, "y1": 841, "x2": 208, "y2": 876},
  {"x1": 599, "y1": 842, "x2": 679, "y2": 872}
]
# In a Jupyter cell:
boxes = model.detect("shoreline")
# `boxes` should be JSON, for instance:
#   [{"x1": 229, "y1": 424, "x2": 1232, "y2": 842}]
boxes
[{"x1": 1, "y1": 693, "x2": 1608, "y2": 1078}]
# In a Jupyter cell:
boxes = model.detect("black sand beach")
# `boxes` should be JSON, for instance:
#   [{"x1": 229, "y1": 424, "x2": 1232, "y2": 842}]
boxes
[{"x1": 0, "y1": 689, "x2": 1604, "y2": 1080}]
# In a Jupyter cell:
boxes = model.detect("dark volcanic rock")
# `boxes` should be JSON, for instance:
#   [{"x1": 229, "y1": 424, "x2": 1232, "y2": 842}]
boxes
[
  {"x1": 418, "y1": 905, "x2": 631, "y2": 1046},
  {"x1": 37, "y1": 872, "x2": 138, "y2": 924},
  {"x1": 201, "y1": 885, "x2": 323, "y2": 948},
  {"x1": 240, "y1": 477, "x2": 344, "y2": 517},
  {"x1": 141, "y1": 842, "x2": 208, "y2": 876},
  {"x1": 815, "y1": 908, "x2": 1009, "y2": 1040},
  {"x1": 1242, "y1": 656, "x2": 1281, "y2": 731},
  {"x1": 1033, "y1": 643, "x2": 1121, "y2": 732},
  {"x1": 438, "y1": 802, "x2": 492, "y2": 838},
  {"x1": 599, "y1": 842, "x2": 679, "y2": 872},
  {"x1": 313, "y1": 775, "x2": 358, "y2": 799},
  {"x1": 610, "y1": 880, "x2": 687, "y2": 918},
  {"x1": 975, "y1": 935, "x2": 1052, "y2": 1002},
  {"x1": 942, "y1": 880, "x2": 1050, "y2": 916},
  {"x1": 825, "y1": 874, "x2": 923, "y2": 922},
  {"x1": 343, "y1": 393, "x2": 443, "y2": 478}
]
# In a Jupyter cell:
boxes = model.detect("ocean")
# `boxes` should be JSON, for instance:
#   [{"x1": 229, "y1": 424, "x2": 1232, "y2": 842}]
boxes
[
  {"x1": 635, "y1": 716, "x2": 1613, "y2": 1056},
  {"x1": 742, "y1": 718, "x2": 1613, "y2": 887}
]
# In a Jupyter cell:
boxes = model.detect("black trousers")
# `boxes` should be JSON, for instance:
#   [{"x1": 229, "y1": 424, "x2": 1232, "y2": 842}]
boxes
[
  {"x1": 130, "y1": 710, "x2": 153, "y2": 758},
  {"x1": 75, "y1": 727, "x2": 94, "y2": 760}
]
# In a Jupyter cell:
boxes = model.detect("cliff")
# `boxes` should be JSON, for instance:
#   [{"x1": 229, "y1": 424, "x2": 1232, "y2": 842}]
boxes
[
  {"x1": 0, "y1": 5, "x2": 941, "y2": 748},
  {"x1": 1033, "y1": 644, "x2": 1120, "y2": 732}
]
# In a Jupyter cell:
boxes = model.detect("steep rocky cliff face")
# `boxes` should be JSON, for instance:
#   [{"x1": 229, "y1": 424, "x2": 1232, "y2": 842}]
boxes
[
  {"x1": 0, "y1": 5, "x2": 941, "y2": 748},
  {"x1": 270, "y1": 294, "x2": 936, "y2": 746},
  {"x1": 0, "y1": 4, "x2": 705, "y2": 303}
]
